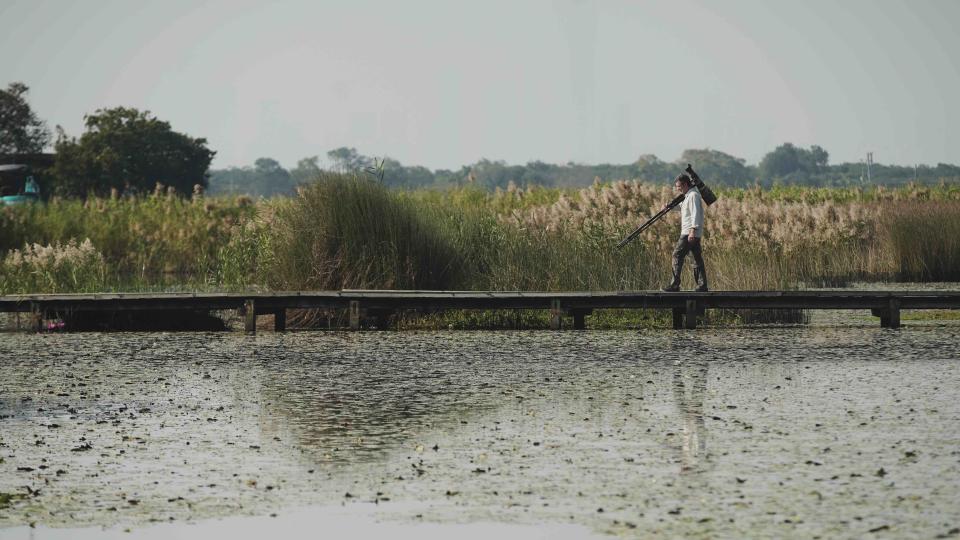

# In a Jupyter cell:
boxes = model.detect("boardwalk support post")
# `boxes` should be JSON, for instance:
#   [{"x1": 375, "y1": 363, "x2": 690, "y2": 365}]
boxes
[
  {"x1": 550, "y1": 299, "x2": 562, "y2": 330},
  {"x1": 274, "y1": 309, "x2": 286, "y2": 332},
  {"x1": 685, "y1": 299, "x2": 698, "y2": 329},
  {"x1": 244, "y1": 299, "x2": 256, "y2": 334},
  {"x1": 349, "y1": 301, "x2": 361, "y2": 331},
  {"x1": 30, "y1": 302, "x2": 43, "y2": 333},
  {"x1": 370, "y1": 309, "x2": 391, "y2": 330},
  {"x1": 672, "y1": 308, "x2": 683, "y2": 329},
  {"x1": 571, "y1": 309, "x2": 591, "y2": 330},
  {"x1": 888, "y1": 298, "x2": 901, "y2": 329}
]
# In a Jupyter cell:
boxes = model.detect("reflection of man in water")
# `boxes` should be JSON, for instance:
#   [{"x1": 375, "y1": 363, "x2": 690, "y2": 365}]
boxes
[{"x1": 673, "y1": 359, "x2": 708, "y2": 473}]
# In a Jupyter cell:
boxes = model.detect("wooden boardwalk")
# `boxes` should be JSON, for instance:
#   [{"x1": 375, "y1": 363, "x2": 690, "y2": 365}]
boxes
[{"x1": 2, "y1": 290, "x2": 959, "y2": 332}]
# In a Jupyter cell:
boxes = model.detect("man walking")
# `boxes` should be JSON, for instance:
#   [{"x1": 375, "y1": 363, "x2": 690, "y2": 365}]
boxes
[{"x1": 662, "y1": 174, "x2": 708, "y2": 292}]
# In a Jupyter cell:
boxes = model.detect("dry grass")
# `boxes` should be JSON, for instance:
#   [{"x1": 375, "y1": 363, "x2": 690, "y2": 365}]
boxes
[
  {"x1": 0, "y1": 178, "x2": 957, "y2": 297},
  {"x1": 498, "y1": 180, "x2": 960, "y2": 287},
  {"x1": 0, "y1": 186, "x2": 255, "y2": 283}
]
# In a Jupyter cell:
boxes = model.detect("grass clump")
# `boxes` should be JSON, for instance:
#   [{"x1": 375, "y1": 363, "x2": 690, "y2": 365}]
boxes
[
  {"x1": 0, "y1": 187, "x2": 255, "y2": 282},
  {"x1": 883, "y1": 202, "x2": 960, "y2": 281},
  {"x1": 266, "y1": 173, "x2": 466, "y2": 290},
  {"x1": 0, "y1": 491, "x2": 29, "y2": 510},
  {"x1": 0, "y1": 239, "x2": 107, "y2": 294}
]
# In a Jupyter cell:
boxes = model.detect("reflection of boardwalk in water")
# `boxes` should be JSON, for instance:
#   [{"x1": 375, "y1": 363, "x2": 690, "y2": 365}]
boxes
[{"x1": 673, "y1": 358, "x2": 709, "y2": 474}]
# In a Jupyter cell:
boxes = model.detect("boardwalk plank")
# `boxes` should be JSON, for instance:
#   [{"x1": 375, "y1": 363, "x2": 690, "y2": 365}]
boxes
[{"x1": 2, "y1": 290, "x2": 958, "y2": 331}]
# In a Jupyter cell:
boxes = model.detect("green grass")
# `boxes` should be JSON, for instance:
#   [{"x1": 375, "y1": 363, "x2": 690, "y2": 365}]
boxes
[
  {"x1": 263, "y1": 173, "x2": 467, "y2": 291},
  {"x1": 1, "y1": 176, "x2": 958, "y2": 329},
  {"x1": 883, "y1": 202, "x2": 960, "y2": 281},
  {"x1": 720, "y1": 182, "x2": 960, "y2": 204},
  {"x1": 0, "y1": 491, "x2": 28, "y2": 510},
  {"x1": 0, "y1": 190, "x2": 254, "y2": 281},
  {"x1": 899, "y1": 310, "x2": 960, "y2": 321}
]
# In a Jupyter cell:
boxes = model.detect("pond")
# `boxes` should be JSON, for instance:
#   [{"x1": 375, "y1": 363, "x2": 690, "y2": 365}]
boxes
[{"x1": 1, "y1": 322, "x2": 959, "y2": 538}]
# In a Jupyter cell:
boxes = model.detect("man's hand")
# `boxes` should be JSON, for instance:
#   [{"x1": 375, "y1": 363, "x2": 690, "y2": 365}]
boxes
[{"x1": 688, "y1": 230, "x2": 698, "y2": 243}]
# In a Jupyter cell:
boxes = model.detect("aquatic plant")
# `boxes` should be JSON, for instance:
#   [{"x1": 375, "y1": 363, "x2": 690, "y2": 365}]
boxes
[
  {"x1": 882, "y1": 202, "x2": 960, "y2": 281},
  {"x1": 0, "y1": 186, "x2": 255, "y2": 286},
  {"x1": 0, "y1": 238, "x2": 107, "y2": 293},
  {"x1": 265, "y1": 173, "x2": 466, "y2": 290}
]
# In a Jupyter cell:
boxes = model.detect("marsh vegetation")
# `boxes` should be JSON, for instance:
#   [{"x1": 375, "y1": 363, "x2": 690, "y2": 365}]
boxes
[{"x1": 1, "y1": 174, "x2": 958, "y2": 326}]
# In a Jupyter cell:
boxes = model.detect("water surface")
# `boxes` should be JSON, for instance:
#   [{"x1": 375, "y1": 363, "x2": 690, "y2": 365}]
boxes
[{"x1": 1, "y1": 325, "x2": 958, "y2": 538}]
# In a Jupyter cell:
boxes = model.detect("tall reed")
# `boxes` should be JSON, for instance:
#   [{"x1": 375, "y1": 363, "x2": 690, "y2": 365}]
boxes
[
  {"x1": 265, "y1": 173, "x2": 466, "y2": 290},
  {"x1": 0, "y1": 187, "x2": 255, "y2": 285},
  {"x1": 882, "y1": 202, "x2": 960, "y2": 281},
  {"x1": 0, "y1": 239, "x2": 107, "y2": 294},
  {"x1": 1, "y1": 178, "x2": 958, "y2": 299}
]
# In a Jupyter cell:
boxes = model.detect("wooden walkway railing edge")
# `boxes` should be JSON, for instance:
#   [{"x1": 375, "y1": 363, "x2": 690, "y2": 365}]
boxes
[{"x1": 1, "y1": 290, "x2": 958, "y2": 332}]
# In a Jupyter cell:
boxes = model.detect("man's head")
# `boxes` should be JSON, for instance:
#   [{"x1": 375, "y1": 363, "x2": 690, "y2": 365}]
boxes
[{"x1": 674, "y1": 174, "x2": 692, "y2": 194}]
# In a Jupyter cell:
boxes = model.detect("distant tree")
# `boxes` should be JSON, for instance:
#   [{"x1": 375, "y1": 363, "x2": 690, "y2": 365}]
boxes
[
  {"x1": 635, "y1": 154, "x2": 665, "y2": 171},
  {"x1": 809, "y1": 145, "x2": 829, "y2": 170},
  {"x1": 758, "y1": 143, "x2": 802, "y2": 180},
  {"x1": 520, "y1": 160, "x2": 556, "y2": 186},
  {"x1": 207, "y1": 166, "x2": 253, "y2": 196},
  {"x1": 377, "y1": 157, "x2": 435, "y2": 188},
  {"x1": 758, "y1": 143, "x2": 831, "y2": 184},
  {"x1": 207, "y1": 157, "x2": 296, "y2": 197},
  {"x1": 326, "y1": 147, "x2": 371, "y2": 172},
  {"x1": 253, "y1": 157, "x2": 295, "y2": 196},
  {"x1": 634, "y1": 154, "x2": 671, "y2": 183},
  {"x1": 677, "y1": 148, "x2": 752, "y2": 186},
  {"x1": 467, "y1": 158, "x2": 527, "y2": 190},
  {"x1": 433, "y1": 166, "x2": 471, "y2": 188},
  {"x1": 290, "y1": 156, "x2": 322, "y2": 184},
  {"x1": 0, "y1": 82, "x2": 51, "y2": 154},
  {"x1": 51, "y1": 107, "x2": 214, "y2": 197}
]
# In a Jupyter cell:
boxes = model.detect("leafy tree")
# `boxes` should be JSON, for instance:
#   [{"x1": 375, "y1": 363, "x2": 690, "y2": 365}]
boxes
[
  {"x1": 0, "y1": 82, "x2": 50, "y2": 154},
  {"x1": 377, "y1": 157, "x2": 435, "y2": 188},
  {"x1": 207, "y1": 166, "x2": 252, "y2": 195},
  {"x1": 208, "y1": 157, "x2": 296, "y2": 197},
  {"x1": 327, "y1": 147, "x2": 371, "y2": 172},
  {"x1": 634, "y1": 154, "x2": 671, "y2": 182},
  {"x1": 52, "y1": 107, "x2": 214, "y2": 197},
  {"x1": 808, "y1": 145, "x2": 829, "y2": 171},
  {"x1": 290, "y1": 156, "x2": 322, "y2": 184},
  {"x1": 758, "y1": 143, "x2": 802, "y2": 180},
  {"x1": 678, "y1": 149, "x2": 753, "y2": 187},
  {"x1": 757, "y1": 143, "x2": 831, "y2": 184},
  {"x1": 468, "y1": 159, "x2": 527, "y2": 190},
  {"x1": 253, "y1": 157, "x2": 295, "y2": 196},
  {"x1": 520, "y1": 160, "x2": 555, "y2": 186}
]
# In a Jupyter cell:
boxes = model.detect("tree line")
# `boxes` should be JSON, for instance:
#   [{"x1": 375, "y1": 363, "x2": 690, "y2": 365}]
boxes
[
  {"x1": 210, "y1": 145, "x2": 960, "y2": 197},
  {"x1": 3, "y1": 82, "x2": 958, "y2": 199}
]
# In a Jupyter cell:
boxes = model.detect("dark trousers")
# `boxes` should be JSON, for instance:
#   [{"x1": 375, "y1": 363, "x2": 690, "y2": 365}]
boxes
[{"x1": 668, "y1": 236, "x2": 708, "y2": 290}]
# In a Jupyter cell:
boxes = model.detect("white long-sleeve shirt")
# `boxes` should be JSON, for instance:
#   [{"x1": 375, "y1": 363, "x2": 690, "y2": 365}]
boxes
[{"x1": 680, "y1": 186, "x2": 704, "y2": 238}]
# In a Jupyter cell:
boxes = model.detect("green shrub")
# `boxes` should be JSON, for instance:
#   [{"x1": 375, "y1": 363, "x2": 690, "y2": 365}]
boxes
[{"x1": 266, "y1": 173, "x2": 466, "y2": 290}]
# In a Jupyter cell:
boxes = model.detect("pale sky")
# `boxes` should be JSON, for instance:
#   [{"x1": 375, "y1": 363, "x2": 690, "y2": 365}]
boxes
[{"x1": 1, "y1": 0, "x2": 958, "y2": 170}]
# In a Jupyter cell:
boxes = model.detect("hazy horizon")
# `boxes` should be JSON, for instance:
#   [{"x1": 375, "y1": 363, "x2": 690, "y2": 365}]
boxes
[{"x1": 2, "y1": 0, "x2": 958, "y2": 170}]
